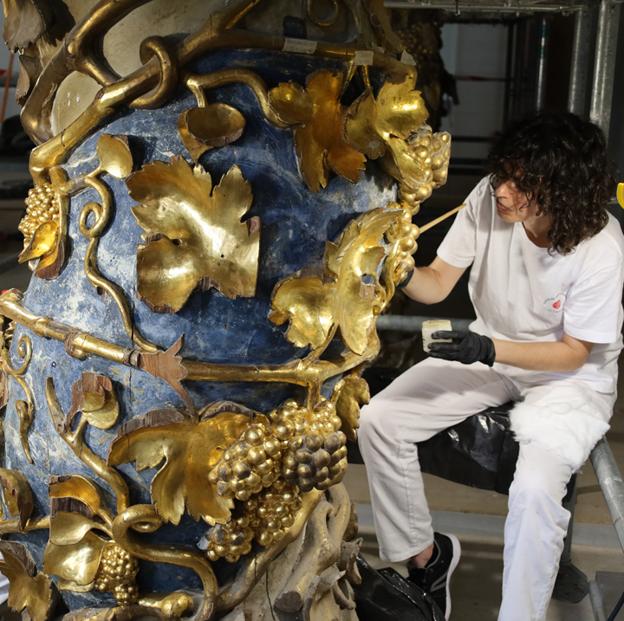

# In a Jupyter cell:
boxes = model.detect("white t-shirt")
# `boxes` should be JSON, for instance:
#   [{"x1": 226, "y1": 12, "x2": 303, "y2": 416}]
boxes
[{"x1": 437, "y1": 176, "x2": 624, "y2": 393}]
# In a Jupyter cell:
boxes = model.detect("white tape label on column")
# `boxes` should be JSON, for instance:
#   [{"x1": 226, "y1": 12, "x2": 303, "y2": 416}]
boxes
[
  {"x1": 353, "y1": 50, "x2": 374, "y2": 66},
  {"x1": 400, "y1": 50, "x2": 416, "y2": 66},
  {"x1": 282, "y1": 38, "x2": 318, "y2": 54}
]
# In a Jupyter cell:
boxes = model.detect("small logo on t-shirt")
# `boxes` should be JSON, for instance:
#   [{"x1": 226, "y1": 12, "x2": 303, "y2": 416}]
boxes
[{"x1": 544, "y1": 293, "x2": 565, "y2": 313}]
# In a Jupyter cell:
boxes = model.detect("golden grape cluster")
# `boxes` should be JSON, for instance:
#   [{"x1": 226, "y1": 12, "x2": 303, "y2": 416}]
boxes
[
  {"x1": 248, "y1": 480, "x2": 302, "y2": 547},
  {"x1": 208, "y1": 398, "x2": 349, "y2": 560},
  {"x1": 205, "y1": 480, "x2": 302, "y2": 561},
  {"x1": 210, "y1": 422, "x2": 282, "y2": 501},
  {"x1": 205, "y1": 515, "x2": 254, "y2": 563},
  {"x1": 18, "y1": 184, "x2": 60, "y2": 246},
  {"x1": 275, "y1": 400, "x2": 348, "y2": 492},
  {"x1": 94, "y1": 544, "x2": 139, "y2": 605}
]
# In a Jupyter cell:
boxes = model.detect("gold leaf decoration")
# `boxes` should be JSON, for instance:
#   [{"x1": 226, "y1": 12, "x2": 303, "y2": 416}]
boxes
[
  {"x1": 0, "y1": 468, "x2": 33, "y2": 530},
  {"x1": 77, "y1": 374, "x2": 118, "y2": 428},
  {"x1": 44, "y1": 525, "x2": 108, "y2": 591},
  {"x1": 44, "y1": 476, "x2": 113, "y2": 592},
  {"x1": 109, "y1": 406, "x2": 253, "y2": 525},
  {"x1": 267, "y1": 82, "x2": 312, "y2": 125},
  {"x1": 332, "y1": 374, "x2": 370, "y2": 441},
  {"x1": 68, "y1": 372, "x2": 119, "y2": 430},
  {"x1": 382, "y1": 127, "x2": 451, "y2": 205},
  {"x1": 268, "y1": 70, "x2": 366, "y2": 192},
  {"x1": 96, "y1": 134, "x2": 133, "y2": 179},
  {"x1": 128, "y1": 157, "x2": 260, "y2": 312},
  {"x1": 49, "y1": 512, "x2": 106, "y2": 547},
  {"x1": 18, "y1": 220, "x2": 59, "y2": 263},
  {"x1": 178, "y1": 103, "x2": 246, "y2": 161},
  {"x1": 345, "y1": 73, "x2": 428, "y2": 159},
  {"x1": 17, "y1": 182, "x2": 68, "y2": 280},
  {"x1": 344, "y1": 74, "x2": 450, "y2": 206},
  {"x1": 270, "y1": 208, "x2": 400, "y2": 355},
  {"x1": 0, "y1": 541, "x2": 55, "y2": 621},
  {"x1": 49, "y1": 476, "x2": 105, "y2": 518}
]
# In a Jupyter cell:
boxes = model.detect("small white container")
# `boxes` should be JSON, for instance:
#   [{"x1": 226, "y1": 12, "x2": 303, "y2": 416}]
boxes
[{"x1": 422, "y1": 319, "x2": 453, "y2": 353}]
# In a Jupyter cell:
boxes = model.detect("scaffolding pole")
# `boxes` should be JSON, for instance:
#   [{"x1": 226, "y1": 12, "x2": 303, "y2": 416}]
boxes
[
  {"x1": 590, "y1": 0, "x2": 621, "y2": 137},
  {"x1": 568, "y1": 6, "x2": 594, "y2": 116}
]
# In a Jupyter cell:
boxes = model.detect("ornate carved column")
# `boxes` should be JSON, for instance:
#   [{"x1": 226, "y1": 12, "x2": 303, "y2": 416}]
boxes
[{"x1": 0, "y1": 1, "x2": 450, "y2": 618}]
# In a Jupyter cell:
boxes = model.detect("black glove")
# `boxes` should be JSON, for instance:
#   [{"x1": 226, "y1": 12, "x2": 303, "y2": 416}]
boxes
[{"x1": 428, "y1": 330, "x2": 496, "y2": 366}]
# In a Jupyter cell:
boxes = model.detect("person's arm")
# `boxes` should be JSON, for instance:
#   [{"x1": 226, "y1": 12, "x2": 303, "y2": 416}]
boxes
[
  {"x1": 429, "y1": 330, "x2": 592, "y2": 371},
  {"x1": 492, "y1": 334, "x2": 592, "y2": 371},
  {"x1": 401, "y1": 256, "x2": 467, "y2": 304}
]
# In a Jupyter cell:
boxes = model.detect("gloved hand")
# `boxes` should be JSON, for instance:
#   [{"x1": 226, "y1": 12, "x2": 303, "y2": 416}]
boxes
[{"x1": 428, "y1": 330, "x2": 496, "y2": 366}]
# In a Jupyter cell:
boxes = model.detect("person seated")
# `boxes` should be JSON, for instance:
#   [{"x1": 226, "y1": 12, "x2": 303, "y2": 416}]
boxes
[{"x1": 358, "y1": 112, "x2": 624, "y2": 621}]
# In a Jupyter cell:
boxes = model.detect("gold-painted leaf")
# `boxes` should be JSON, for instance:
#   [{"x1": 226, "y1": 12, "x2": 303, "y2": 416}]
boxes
[
  {"x1": 178, "y1": 103, "x2": 246, "y2": 161},
  {"x1": 49, "y1": 512, "x2": 107, "y2": 546},
  {"x1": 332, "y1": 375, "x2": 370, "y2": 441},
  {"x1": 343, "y1": 92, "x2": 385, "y2": 159},
  {"x1": 0, "y1": 468, "x2": 33, "y2": 529},
  {"x1": 0, "y1": 542, "x2": 55, "y2": 621},
  {"x1": 268, "y1": 82, "x2": 312, "y2": 125},
  {"x1": 374, "y1": 75, "x2": 429, "y2": 141},
  {"x1": 272, "y1": 70, "x2": 366, "y2": 192},
  {"x1": 44, "y1": 530, "x2": 107, "y2": 591},
  {"x1": 345, "y1": 74, "x2": 428, "y2": 159},
  {"x1": 128, "y1": 157, "x2": 260, "y2": 312},
  {"x1": 49, "y1": 476, "x2": 104, "y2": 516},
  {"x1": 298, "y1": 70, "x2": 366, "y2": 191},
  {"x1": 69, "y1": 372, "x2": 119, "y2": 430},
  {"x1": 18, "y1": 220, "x2": 58, "y2": 263},
  {"x1": 270, "y1": 208, "x2": 400, "y2": 355},
  {"x1": 269, "y1": 276, "x2": 335, "y2": 349},
  {"x1": 96, "y1": 134, "x2": 133, "y2": 179},
  {"x1": 108, "y1": 406, "x2": 252, "y2": 525}
]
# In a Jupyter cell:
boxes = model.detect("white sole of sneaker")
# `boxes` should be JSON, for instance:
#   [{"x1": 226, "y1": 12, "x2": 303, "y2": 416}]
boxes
[{"x1": 442, "y1": 532, "x2": 461, "y2": 621}]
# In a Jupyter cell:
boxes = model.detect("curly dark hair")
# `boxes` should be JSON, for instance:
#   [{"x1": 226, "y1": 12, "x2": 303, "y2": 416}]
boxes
[{"x1": 488, "y1": 112, "x2": 614, "y2": 254}]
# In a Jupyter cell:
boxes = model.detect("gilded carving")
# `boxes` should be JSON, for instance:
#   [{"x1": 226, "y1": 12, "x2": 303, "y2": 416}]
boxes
[
  {"x1": 0, "y1": 325, "x2": 34, "y2": 463},
  {"x1": 178, "y1": 102, "x2": 246, "y2": 161},
  {"x1": 270, "y1": 208, "x2": 400, "y2": 355},
  {"x1": 44, "y1": 476, "x2": 139, "y2": 605},
  {"x1": 77, "y1": 134, "x2": 160, "y2": 352},
  {"x1": 45, "y1": 376, "x2": 130, "y2": 513},
  {"x1": 0, "y1": 468, "x2": 34, "y2": 530},
  {"x1": 0, "y1": 541, "x2": 56, "y2": 621},
  {"x1": 128, "y1": 157, "x2": 260, "y2": 312},
  {"x1": 68, "y1": 372, "x2": 119, "y2": 431},
  {"x1": 332, "y1": 374, "x2": 370, "y2": 442},
  {"x1": 18, "y1": 182, "x2": 68, "y2": 279},
  {"x1": 0, "y1": 2, "x2": 456, "y2": 616},
  {"x1": 108, "y1": 406, "x2": 254, "y2": 525},
  {"x1": 268, "y1": 70, "x2": 366, "y2": 192},
  {"x1": 345, "y1": 73, "x2": 428, "y2": 160}
]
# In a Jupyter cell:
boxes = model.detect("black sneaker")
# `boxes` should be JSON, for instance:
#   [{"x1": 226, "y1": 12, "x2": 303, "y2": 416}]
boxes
[{"x1": 408, "y1": 532, "x2": 461, "y2": 620}]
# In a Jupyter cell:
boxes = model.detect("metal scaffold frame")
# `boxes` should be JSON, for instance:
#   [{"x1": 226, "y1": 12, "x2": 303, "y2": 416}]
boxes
[{"x1": 385, "y1": 0, "x2": 621, "y2": 137}]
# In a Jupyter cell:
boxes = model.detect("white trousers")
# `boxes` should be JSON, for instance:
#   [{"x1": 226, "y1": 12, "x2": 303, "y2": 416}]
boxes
[{"x1": 358, "y1": 357, "x2": 614, "y2": 621}]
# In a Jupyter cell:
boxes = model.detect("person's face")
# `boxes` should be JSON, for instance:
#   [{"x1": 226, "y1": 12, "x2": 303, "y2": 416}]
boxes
[{"x1": 493, "y1": 180, "x2": 540, "y2": 223}]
